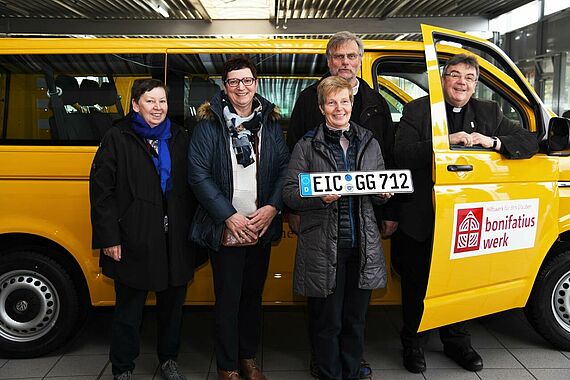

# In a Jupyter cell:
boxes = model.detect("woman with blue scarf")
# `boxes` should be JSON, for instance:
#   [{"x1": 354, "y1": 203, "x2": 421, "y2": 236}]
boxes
[
  {"x1": 90, "y1": 79, "x2": 195, "y2": 380},
  {"x1": 189, "y1": 57, "x2": 289, "y2": 380}
]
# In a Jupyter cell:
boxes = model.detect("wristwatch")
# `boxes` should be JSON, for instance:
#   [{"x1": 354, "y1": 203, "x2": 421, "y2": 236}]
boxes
[{"x1": 491, "y1": 136, "x2": 498, "y2": 149}]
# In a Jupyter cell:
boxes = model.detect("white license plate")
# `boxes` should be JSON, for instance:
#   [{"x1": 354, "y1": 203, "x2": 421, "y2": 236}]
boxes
[{"x1": 298, "y1": 170, "x2": 414, "y2": 197}]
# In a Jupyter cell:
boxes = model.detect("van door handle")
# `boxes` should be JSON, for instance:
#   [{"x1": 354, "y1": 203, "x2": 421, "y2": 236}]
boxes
[{"x1": 447, "y1": 164, "x2": 473, "y2": 172}]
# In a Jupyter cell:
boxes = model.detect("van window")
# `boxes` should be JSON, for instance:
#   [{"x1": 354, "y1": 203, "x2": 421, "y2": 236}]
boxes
[
  {"x1": 166, "y1": 53, "x2": 327, "y2": 134},
  {"x1": 378, "y1": 75, "x2": 428, "y2": 122},
  {"x1": 382, "y1": 75, "x2": 428, "y2": 100},
  {"x1": 0, "y1": 53, "x2": 164, "y2": 144},
  {"x1": 474, "y1": 81, "x2": 524, "y2": 126},
  {"x1": 379, "y1": 86, "x2": 405, "y2": 122},
  {"x1": 375, "y1": 56, "x2": 526, "y2": 130},
  {"x1": 375, "y1": 58, "x2": 429, "y2": 123},
  {"x1": 435, "y1": 41, "x2": 533, "y2": 133}
]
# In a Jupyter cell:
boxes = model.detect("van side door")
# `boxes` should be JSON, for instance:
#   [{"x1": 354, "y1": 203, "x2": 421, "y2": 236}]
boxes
[{"x1": 417, "y1": 24, "x2": 560, "y2": 332}]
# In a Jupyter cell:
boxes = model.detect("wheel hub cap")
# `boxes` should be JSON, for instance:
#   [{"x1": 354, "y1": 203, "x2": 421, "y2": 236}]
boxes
[
  {"x1": 0, "y1": 270, "x2": 60, "y2": 342},
  {"x1": 552, "y1": 271, "x2": 570, "y2": 332},
  {"x1": 15, "y1": 300, "x2": 28, "y2": 313}
]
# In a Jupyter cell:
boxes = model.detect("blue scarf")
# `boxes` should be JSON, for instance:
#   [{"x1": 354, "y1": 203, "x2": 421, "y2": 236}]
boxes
[{"x1": 130, "y1": 112, "x2": 172, "y2": 193}]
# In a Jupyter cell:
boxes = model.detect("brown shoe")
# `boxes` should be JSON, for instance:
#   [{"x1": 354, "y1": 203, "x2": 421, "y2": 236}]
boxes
[
  {"x1": 239, "y1": 358, "x2": 267, "y2": 380},
  {"x1": 218, "y1": 369, "x2": 240, "y2": 380}
]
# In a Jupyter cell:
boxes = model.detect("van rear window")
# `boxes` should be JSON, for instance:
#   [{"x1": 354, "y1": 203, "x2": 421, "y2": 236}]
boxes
[
  {"x1": 0, "y1": 53, "x2": 164, "y2": 145},
  {"x1": 0, "y1": 52, "x2": 328, "y2": 145}
]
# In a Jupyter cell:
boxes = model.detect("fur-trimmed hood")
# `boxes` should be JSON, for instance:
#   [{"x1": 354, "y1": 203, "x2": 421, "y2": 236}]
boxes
[{"x1": 197, "y1": 91, "x2": 280, "y2": 123}]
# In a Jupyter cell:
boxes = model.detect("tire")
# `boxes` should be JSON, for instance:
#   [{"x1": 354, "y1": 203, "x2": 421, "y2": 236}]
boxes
[
  {"x1": 525, "y1": 249, "x2": 570, "y2": 350},
  {"x1": 0, "y1": 249, "x2": 81, "y2": 357}
]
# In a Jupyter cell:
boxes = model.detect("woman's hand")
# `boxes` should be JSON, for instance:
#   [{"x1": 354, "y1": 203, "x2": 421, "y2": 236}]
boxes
[
  {"x1": 321, "y1": 194, "x2": 341, "y2": 204},
  {"x1": 225, "y1": 213, "x2": 257, "y2": 243},
  {"x1": 381, "y1": 220, "x2": 398, "y2": 238},
  {"x1": 249, "y1": 205, "x2": 278, "y2": 237},
  {"x1": 103, "y1": 245, "x2": 122, "y2": 261}
]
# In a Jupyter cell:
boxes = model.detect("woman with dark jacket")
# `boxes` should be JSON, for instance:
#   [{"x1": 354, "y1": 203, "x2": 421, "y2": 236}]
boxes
[
  {"x1": 90, "y1": 79, "x2": 194, "y2": 380},
  {"x1": 188, "y1": 57, "x2": 289, "y2": 380},
  {"x1": 283, "y1": 76, "x2": 390, "y2": 380}
]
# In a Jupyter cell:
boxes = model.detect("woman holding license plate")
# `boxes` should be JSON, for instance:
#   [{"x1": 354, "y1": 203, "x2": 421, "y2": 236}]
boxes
[{"x1": 283, "y1": 76, "x2": 392, "y2": 380}]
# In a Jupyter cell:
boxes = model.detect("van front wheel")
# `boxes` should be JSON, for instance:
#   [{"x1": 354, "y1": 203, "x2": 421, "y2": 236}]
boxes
[
  {"x1": 525, "y1": 249, "x2": 570, "y2": 350},
  {"x1": 0, "y1": 250, "x2": 80, "y2": 357}
]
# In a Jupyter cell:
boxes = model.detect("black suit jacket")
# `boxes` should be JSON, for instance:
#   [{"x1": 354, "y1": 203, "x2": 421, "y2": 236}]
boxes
[{"x1": 394, "y1": 95, "x2": 539, "y2": 242}]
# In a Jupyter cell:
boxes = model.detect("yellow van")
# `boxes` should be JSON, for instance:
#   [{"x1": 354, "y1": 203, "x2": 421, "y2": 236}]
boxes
[{"x1": 1, "y1": 24, "x2": 570, "y2": 357}]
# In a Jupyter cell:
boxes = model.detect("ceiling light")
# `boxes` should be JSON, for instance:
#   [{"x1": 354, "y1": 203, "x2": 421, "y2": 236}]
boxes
[{"x1": 154, "y1": 4, "x2": 169, "y2": 18}]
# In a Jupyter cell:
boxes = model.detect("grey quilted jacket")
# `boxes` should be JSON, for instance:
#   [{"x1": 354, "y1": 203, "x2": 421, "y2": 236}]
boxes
[{"x1": 283, "y1": 122, "x2": 388, "y2": 297}]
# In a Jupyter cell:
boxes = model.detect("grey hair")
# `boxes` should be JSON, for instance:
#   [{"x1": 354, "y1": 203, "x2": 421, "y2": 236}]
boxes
[
  {"x1": 442, "y1": 54, "x2": 480, "y2": 78},
  {"x1": 326, "y1": 31, "x2": 364, "y2": 58}
]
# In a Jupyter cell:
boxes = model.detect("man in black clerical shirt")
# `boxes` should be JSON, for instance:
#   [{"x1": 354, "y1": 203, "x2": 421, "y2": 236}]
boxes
[{"x1": 392, "y1": 54, "x2": 538, "y2": 374}]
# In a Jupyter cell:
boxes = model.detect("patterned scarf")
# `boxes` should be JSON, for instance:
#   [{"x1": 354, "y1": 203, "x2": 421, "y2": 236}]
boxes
[
  {"x1": 130, "y1": 112, "x2": 172, "y2": 193},
  {"x1": 222, "y1": 95, "x2": 263, "y2": 168}
]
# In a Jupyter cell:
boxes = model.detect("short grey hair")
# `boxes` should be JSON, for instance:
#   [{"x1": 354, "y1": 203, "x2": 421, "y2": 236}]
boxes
[
  {"x1": 326, "y1": 31, "x2": 364, "y2": 58},
  {"x1": 442, "y1": 54, "x2": 480, "y2": 78},
  {"x1": 317, "y1": 76, "x2": 354, "y2": 108}
]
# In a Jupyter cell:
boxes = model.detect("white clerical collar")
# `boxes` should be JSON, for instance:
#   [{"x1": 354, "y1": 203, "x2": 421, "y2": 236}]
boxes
[
  {"x1": 352, "y1": 79, "x2": 360, "y2": 96},
  {"x1": 452, "y1": 107, "x2": 462, "y2": 113}
]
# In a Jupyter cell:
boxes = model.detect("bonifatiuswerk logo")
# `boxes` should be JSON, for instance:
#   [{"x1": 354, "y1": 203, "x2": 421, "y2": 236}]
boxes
[{"x1": 453, "y1": 207, "x2": 484, "y2": 254}]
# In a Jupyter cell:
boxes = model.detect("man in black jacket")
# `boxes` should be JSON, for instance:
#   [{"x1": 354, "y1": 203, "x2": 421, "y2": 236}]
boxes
[
  {"x1": 286, "y1": 31, "x2": 396, "y2": 380},
  {"x1": 393, "y1": 54, "x2": 539, "y2": 374},
  {"x1": 288, "y1": 32, "x2": 398, "y2": 242}
]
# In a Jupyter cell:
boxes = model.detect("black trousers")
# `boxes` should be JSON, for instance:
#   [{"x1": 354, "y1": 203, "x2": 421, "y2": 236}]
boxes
[
  {"x1": 110, "y1": 281, "x2": 188, "y2": 375},
  {"x1": 391, "y1": 230, "x2": 471, "y2": 349},
  {"x1": 209, "y1": 243, "x2": 271, "y2": 371},
  {"x1": 307, "y1": 249, "x2": 372, "y2": 380}
]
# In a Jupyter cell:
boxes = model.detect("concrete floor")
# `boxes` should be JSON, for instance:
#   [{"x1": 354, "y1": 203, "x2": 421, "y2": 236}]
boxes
[{"x1": 1, "y1": 306, "x2": 570, "y2": 379}]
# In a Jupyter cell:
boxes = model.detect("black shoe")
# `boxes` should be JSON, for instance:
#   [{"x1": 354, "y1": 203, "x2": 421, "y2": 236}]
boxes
[
  {"x1": 310, "y1": 353, "x2": 372, "y2": 379},
  {"x1": 359, "y1": 358, "x2": 372, "y2": 379},
  {"x1": 403, "y1": 347, "x2": 426, "y2": 373},
  {"x1": 160, "y1": 359, "x2": 187, "y2": 380},
  {"x1": 443, "y1": 345, "x2": 483, "y2": 372},
  {"x1": 113, "y1": 371, "x2": 132, "y2": 380}
]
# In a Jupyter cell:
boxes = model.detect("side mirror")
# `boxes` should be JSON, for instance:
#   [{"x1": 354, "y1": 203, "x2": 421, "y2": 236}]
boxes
[{"x1": 547, "y1": 117, "x2": 570, "y2": 154}]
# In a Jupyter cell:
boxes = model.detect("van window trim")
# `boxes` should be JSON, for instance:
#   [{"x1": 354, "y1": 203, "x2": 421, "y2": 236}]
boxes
[
  {"x1": 429, "y1": 30, "x2": 546, "y2": 140},
  {"x1": 372, "y1": 54, "x2": 532, "y2": 137}
]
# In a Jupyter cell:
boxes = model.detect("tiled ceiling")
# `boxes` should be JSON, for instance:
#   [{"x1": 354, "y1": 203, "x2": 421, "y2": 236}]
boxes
[
  {"x1": 0, "y1": 0, "x2": 534, "y2": 39},
  {"x1": 0, "y1": 0, "x2": 533, "y2": 20}
]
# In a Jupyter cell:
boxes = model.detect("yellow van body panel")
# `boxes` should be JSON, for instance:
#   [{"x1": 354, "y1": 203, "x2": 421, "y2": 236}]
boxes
[
  {"x1": 422, "y1": 154, "x2": 560, "y2": 329},
  {"x1": 0, "y1": 146, "x2": 117, "y2": 303},
  {"x1": 0, "y1": 32, "x2": 557, "y2": 311}
]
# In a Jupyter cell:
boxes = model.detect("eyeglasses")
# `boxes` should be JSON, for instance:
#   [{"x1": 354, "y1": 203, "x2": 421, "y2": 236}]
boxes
[
  {"x1": 444, "y1": 71, "x2": 478, "y2": 83},
  {"x1": 331, "y1": 53, "x2": 360, "y2": 61},
  {"x1": 224, "y1": 77, "x2": 256, "y2": 87}
]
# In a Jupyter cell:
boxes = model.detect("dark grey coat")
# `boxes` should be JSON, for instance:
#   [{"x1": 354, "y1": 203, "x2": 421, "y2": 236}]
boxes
[{"x1": 283, "y1": 122, "x2": 388, "y2": 297}]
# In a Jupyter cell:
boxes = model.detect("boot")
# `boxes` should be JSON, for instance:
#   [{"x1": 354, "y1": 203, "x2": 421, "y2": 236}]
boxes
[{"x1": 239, "y1": 358, "x2": 267, "y2": 380}]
